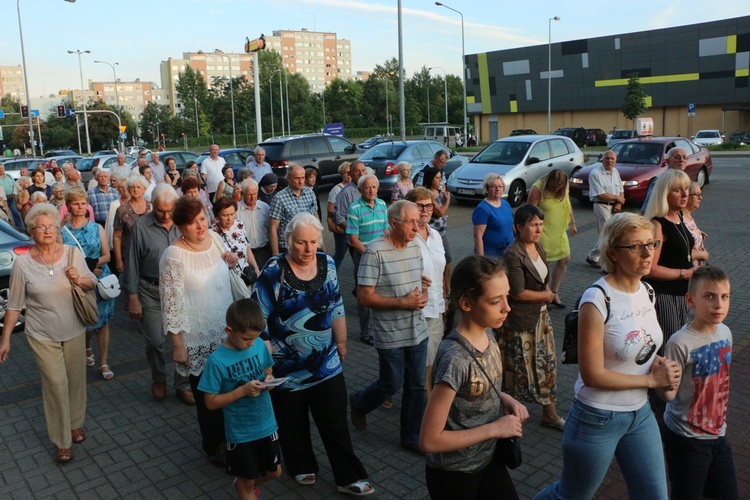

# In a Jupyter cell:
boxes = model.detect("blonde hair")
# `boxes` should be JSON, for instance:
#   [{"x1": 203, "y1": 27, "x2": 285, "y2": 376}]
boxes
[
  {"x1": 598, "y1": 213, "x2": 655, "y2": 274},
  {"x1": 643, "y1": 169, "x2": 690, "y2": 219}
]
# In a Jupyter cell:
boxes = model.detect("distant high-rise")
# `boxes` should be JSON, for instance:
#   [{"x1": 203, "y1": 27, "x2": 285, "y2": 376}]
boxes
[{"x1": 0, "y1": 65, "x2": 26, "y2": 101}]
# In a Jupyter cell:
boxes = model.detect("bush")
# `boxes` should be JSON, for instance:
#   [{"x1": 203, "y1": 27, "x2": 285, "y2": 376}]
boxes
[{"x1": 707, "y1": 142, "x2": 750, "y2": 151}]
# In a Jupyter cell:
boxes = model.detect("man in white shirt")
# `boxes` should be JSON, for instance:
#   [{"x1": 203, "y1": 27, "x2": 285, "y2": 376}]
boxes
[
  {"x1": 245, "y1": 147, "x2": 273, "y2": 181},
  {"x1": 110, "y1": 153, "x2": 133, "y2": 180},
  {"x1": 586, "y1": 150, "x2": 625, "y2": 267},
  {"x1": 236, "y1": 178, "x2": 271, "y2": 269},
  {"x1": 201, "y1": 144, "x2": 226, "y2": 200},
  {"x1": 149, "y1": 152, "x2": 166, "y2": 183}
]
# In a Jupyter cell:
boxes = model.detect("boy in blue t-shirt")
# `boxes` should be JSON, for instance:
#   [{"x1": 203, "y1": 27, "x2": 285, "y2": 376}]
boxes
[
  {"x1": 198, "y1": 298, "x2": 281, "y2": 499},
  {"x1": 658, "y1": 266, "x2": 737, "y2": 500}
]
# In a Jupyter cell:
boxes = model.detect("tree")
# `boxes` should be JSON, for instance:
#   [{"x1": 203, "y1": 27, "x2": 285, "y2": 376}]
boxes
[
  {"x1": 174, "y1": 65, "x2": 211, "y2": 137},
  {"x1": 621, "y1": 72, "x2": 647, "y2": 124},
  {"x1": 139, "y1": 102, "x2": 172, "y2": 144}
]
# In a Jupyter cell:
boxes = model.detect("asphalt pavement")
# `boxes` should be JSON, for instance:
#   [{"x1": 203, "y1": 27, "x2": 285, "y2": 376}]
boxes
[{"x1": 1, "y1": 157, "x2": 748, "y2": 499}]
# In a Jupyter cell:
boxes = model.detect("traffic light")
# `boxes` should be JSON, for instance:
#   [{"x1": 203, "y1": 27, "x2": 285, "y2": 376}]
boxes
[
  {"x1": 21, "y1": 105, "x2": 29, "y2": 118},
  {"x1": 57, "y1": 105, "x2": 66, "y2": 118}
]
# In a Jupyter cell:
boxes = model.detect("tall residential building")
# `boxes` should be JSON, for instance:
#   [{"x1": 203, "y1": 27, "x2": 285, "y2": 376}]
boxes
[
  {"x1": 66, "y1": 79, "x2": 165, "y2": 121},
  {"x1": 0, "y1": 65, "x2": 26, "y2": 102}
]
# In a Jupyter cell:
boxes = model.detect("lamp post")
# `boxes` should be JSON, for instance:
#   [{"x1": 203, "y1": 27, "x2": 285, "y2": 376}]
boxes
[
  {"x1": 94, "y1": 59, "x2": 121, "y2": 151},
  {"x1": 269, "y1": 70, "x2": 277, "y2": 137},
  {"x1": 270, "y1": 64, "x2": 284, "y2": 136},
  {"x1": 284, "y1": 55, "x2": 294, "y2": 135},
  {"x1": 194, "y1": 93, "x2": 199, "y2": 137},
  {"x1": 216, "y1": 51, "x2": 237, "y2": 148},
  {"x1": 68, "y1": 49, "x2": 91, "y2": 155},
  {"x1": 384, "y1": 77, "x2": 390, "y2": 136},
  {"x1": 548, "y1": 16, "x2": 560, "y2": 134},
  {"x1": 429, "y1": 66, "x2": 448, "y2": 123},
  {"x1": 435, "y1": 2, "x2": 467, "y2": 143}
]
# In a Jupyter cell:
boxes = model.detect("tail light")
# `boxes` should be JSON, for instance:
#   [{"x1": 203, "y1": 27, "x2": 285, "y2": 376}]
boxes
[
  {"x1": 384, "y1": 162, "x2": 398, "y2": 175},
  {"x1": 270, "y1": 159, "x2": 288, "y2": 168},
  {"x1": 13, "y1": 245, "x2": 32, "y2": 255}
]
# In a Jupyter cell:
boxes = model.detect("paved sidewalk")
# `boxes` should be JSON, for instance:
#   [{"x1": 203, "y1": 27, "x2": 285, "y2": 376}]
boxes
[{"x1": 1, "y1": 161, "x2": 748, "y2": 499}]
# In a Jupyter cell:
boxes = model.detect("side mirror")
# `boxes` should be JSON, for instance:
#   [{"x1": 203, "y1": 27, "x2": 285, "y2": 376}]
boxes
[
  {"x1": 526, "y1": 157, "x2": 540, "y2": 165},
  {"x1": 597, "y1": 153, "x2": 603, "y2": 161},
  {"x1": 449, "y1": 150, "x2": 457, "y2": 158}
]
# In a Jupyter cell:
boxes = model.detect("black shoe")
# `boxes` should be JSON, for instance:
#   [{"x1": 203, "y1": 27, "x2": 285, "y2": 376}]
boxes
[
  {"x1": 361, "y1": 336, "x2": 374, "y2": 346},
  {"x1": 209, "y1": 442, "x2": 227, "y2": 468},
  {"x1": 349, "y1": 394, "x2": 367, "y2": 431},
  {"x1": 400, "y1": 440, "x2": 424, "y2": 455},
  {"x1": 552, "y1": 300, "x2": 566, "y2": 309},
  {"x1": 585, "y1": 256, "x2": 601, "y2": 269}
]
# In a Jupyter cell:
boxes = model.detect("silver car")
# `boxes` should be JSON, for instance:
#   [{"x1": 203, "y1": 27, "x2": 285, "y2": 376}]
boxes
[{"x1": 447, "y1": 135, "x2": 585, "y2": 206}]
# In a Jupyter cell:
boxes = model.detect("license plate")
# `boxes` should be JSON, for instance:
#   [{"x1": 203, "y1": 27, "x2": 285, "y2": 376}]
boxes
[
  {"x1": 582, "y1": 190, "x2": 589, "y2": 197},
  {"x1": 458, "y1": 188, "x2": 474, "y2": 195}
]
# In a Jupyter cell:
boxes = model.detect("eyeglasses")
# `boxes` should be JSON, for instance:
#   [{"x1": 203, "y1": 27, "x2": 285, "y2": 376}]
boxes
[
  {"x1": 490, "y1": 185, "x2": 505, "y2": 190},
  {"x1": 32, "y1": 224, "x2": 59, "y2": 232},
  {"x1": 394, "y1": 219, "x2": 420, "y2": 226},
  {"x1": 415, "y1": 203, "x2": 433, "y2": 211},
  {"x1": 671, "y1": 155, "x2": 689, "y2": 160},
  {"x1": 614, "y1": 240, "x2": 661, "y2": 253},
  {"x1": 689, "y1": 193, "x2": 703, "y2": 198}
]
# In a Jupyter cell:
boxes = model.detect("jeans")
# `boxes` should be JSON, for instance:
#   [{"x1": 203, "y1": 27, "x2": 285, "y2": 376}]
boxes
[
  {"x1": 332, "y1": 232, "x2": 348, "y2": 270},
  {"x1": 350, "y1": 247, "x2": 371, "y2": 340},
  {"x1": 663, "y1": 426, "x2": 738, "y2": 500},
  {"x1": 535, "y1": 399, "x2": 667, "y2": 500},
  {"x1": 137, "y1": 279, "x2": 190, "y2": 392},
  {"x1": 351, "y1": 338, "x2": 428, "y2": 444},
  {"x1": 8, "y1": 196, "x2": 23, "y2": 227}
]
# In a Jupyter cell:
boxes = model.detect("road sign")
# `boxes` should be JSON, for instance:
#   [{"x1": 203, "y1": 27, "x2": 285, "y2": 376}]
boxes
[
  {"x1": 119, "y1": 125, "x2": 127, "y2": 133},
  {"x1": 0, "y1": 111, "x2": 4, "y2": 119},
  {"x1": 687, "y1": 103, "x2": 696, "y2": 117},
  {"x1": 120, "y1": 133, "x2": 127, "y2": 140},
  {"x1": 66, "y1": 109, "x2": 76, "y2": 117},
  {"x1": 30, "y1": 109, "x2": 39, "y2": 118}
]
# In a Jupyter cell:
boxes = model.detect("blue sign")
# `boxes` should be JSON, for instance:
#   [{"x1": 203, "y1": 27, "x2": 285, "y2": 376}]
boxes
[
  {"x1": 120, "y1": 133, "x2": 127, "y2": 140},
  {"x1": 0, "y1": 110, "x2": 4, "y2": 119},
  {"x1": 30, "y1": 109, "x2": 39, "y2": 118},
  {"x1": 687, "y1": 103, "x2": 696, "y2": 113},
  {"x1": 66, "y1": 109, "x2": 76, "y2": 117},
  {"x1": 323, "y1": 123, "x2": 344, "y2": 137}
]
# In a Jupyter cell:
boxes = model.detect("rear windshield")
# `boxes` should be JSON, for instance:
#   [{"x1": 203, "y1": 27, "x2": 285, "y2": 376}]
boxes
[
  {"x1": 612, "y1": 130, "x2": 633, "y2": 139},
  {"x1": 359, "y1": 143, "x2": 407, "y2": 160},
  {"x1": 472, "y1": 141, "x2": 531, "y2": 165},
  {"x1": 259, "y1": 143, "x2": 285, "y2": 159}
]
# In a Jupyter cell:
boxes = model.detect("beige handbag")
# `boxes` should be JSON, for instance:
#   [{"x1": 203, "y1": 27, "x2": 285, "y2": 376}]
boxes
[{"x1": 68, "y1": 247, "x2": 99, "y2": 326}]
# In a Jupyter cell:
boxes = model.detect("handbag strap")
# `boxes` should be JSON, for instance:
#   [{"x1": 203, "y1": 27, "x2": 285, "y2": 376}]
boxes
[
  {"x1": 448, "y1": 334, "x2": 506, "y2": 416},
  {"x1": 62, "y1": 224, "x2": 86, "y2": 257},
  {"x1": 208, "y1": 229, "x2": 244, "y2": 275}
]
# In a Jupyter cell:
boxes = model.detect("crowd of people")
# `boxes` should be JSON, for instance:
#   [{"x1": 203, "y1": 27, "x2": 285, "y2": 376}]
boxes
[{"x1": 0, "y1": 144, "x2": 737, "y2": 500}]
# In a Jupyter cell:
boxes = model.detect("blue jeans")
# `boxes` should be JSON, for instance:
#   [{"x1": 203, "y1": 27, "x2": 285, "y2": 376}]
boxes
[
  {"x1": 351, "y1": 338, "x2": 428, "y2": 444},
  {"x1": 332, "y1": 232, "x2": 348, "y2": 270},
  {"x1": 535, "y1": 399, "x2": 667, "y2": 500},
  {"x1": 350, "y1": 247, "x2": 371, "y2": 339}
]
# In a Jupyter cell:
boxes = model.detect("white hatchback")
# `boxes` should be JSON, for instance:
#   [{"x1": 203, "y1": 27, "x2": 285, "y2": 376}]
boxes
[{"x1": 692, "y1": 130, "x2": 723, "y2": 146}]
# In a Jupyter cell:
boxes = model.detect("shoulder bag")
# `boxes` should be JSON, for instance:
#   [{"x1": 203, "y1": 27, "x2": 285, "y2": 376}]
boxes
[
  {"x1": 63, "y1": 225, "x2": 120, "y2": 300},
  {"x1": 208, "y1": 231, "x2": 251, "y2": 300},
  {"x1": 448, "y1": 335, "x2": 523, "y2": 469},
  {"x1": 67, "y1": 247, "x2": 99, "y2": 327}
]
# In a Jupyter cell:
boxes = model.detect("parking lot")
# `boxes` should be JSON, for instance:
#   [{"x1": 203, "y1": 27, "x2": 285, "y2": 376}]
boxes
[{"x1": 0, "y1": 156, "x2": 748, "y2": 499}]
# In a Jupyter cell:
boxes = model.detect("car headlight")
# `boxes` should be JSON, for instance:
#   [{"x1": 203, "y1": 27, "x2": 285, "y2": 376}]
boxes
[
  {"x1": 570, "y1": 178, "x2": 584, "y2": 185},
  {"x1": 623, "y1": 180, "x2": 640, "y2": 187}
]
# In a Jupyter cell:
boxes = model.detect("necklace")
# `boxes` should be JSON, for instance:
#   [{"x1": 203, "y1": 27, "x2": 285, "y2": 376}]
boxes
[
  {"x1": 36, "y1": 245, "x2": 57, "y2": 276},
  {"x1": 671, "y1": 212, "x2": 692, "y2": 263},
  {"x1": 181, "y1": 236, "x2": 202, "y2": 252}
]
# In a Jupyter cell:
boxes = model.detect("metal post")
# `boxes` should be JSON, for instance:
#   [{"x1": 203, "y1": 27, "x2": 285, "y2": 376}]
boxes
[
  {"x1": 16, "y1": 0, "x2": 35, "y2": 154},
  {"x1": 194, "y1": 94, "x2": 199, "y2": 137},
  {"x1": 284, "y1": 55, "x2": 293, "y2": 136},
  {"x1": 270, "y1": 72, "x2": 275, "y2": 137},
  {"x1": 253, "y1": 51, "x2": 262, "y2": 143},
  {"x1": 430, "y1": 66, "x2": 448, "y2": 124},
  {"x1": 435, "y1": 3, "x2": 466, "y2": 142},
  {"x1": 427, "y1": 80, "x2": 430, "y2": 123},
  {"x1": 94, "y1": 60, "x2": 122, "y2": 151},
  {"x1": 68, "y1": 50, "x2": 91, "y2": 155},
  {"x1": 217, "y1": 52, "x2": 237, "y2": 148},
  {"x1": 385, "y1": 78, "x2": 389, "y2": 136},
  {"x1": 36, "y1": 117, "x2": 43, "y2": 156},
  {"x1": 397, "y1": 0, "x2": 406, "y2": 141},
  {"x1": 548, "y1": 16, "x2": 560, "y2": 134},
  {"x1": 278, "y1": 69, "x2": 284, "y2": 136}
]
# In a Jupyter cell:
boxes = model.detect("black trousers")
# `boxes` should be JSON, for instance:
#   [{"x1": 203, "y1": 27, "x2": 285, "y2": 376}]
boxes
[
  {"x1": 270, "y1": 373, "x2": 368, "y2": 486},
  {"x1": 189, "y1": 373, "x2": 226, "y2": 457},
  {"x1": 425, "y1": 455, "x2": 518, "y2": 500}
]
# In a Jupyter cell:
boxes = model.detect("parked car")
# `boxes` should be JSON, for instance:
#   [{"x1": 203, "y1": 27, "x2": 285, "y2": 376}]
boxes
[
  {"x1": 357, "y1": 141, "x2": 468, "y2": 197},
  {"x1": 157, "y1": 150, "x2": 199, "y2": 172},
  {"x1": 509, "y1": 129, "x2": 537, "y2": 136},
  {"x1": 76, "y1": 155, "x2": 118, "y2": 183},
  {"x1": 358, "y1": 136, "x2": 393, "y2": 150},
  {"x1": 741, "y1": 131, "x2": 750, "y2": 145},
  {"x1": 44, "y1": 150, "x2": 78, "y2": 158},
  {"x1": 585, "y1": 128, "x2": 607, "y2": 147},
  {"x1": 447, "y1": 135, "x2": 585, "y2": 207},
  {"x1": 728, "y1": 131, "x2": 744, "y2": 143},
  {"x1": 0, "y1": 219, "x2": 32, "y2": 333},
  {"x1": 92, "y1": 150, "x2": 117, "y2": 157},
  {"x1": 258, "y1": 134, "x2": 361, "y2": 185},
  {"x1": 0, "y1": 158, "x2": 39, "y2": 180},
  {"x1": 568, "y1": 136, "x2": 712, "y2": 204},
  {"x1": 607, "y1": 129, "x2": 636, "y2": 147},
  {"x1": 125, "y1": 146, "x2": 151, "y2": 156},
  {"x1": 553, "y1": 127, "x2": 587, "y2": 147},
  {"x1": 692, "y1": 129, "x2": 723, "y2": 146},
  {"x1": 195, "y1": 148, "x2": 255, "y2": 178}
]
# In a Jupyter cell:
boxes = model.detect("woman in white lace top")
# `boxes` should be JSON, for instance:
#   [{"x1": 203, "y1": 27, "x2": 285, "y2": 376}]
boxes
[{"x1": 160, "y1": 196, "x2": 237, "y2": 466}]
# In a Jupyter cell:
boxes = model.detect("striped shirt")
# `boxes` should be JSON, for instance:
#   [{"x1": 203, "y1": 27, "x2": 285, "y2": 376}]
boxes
[
  {"x1": 358, "y1": 237, "x2": 428, "y2": 349},
  {"x1": 345, "y1": 197, "x2": 388, "y2": 245}
]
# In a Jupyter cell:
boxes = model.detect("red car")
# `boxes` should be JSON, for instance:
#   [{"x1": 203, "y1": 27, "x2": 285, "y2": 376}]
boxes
[{"x1": 568, "y1": 136, "x2": 712, "y2": 204}]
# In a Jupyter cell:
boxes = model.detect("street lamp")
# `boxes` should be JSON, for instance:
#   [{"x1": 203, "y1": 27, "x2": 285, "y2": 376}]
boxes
[
  {"x1": 429, "y1": 66, "x2": 448, "y2": 123},
  {"x1": 94, "y1": 60, "x2": 121, "y2": 151},
  {"x1": 68, "y1": 49, "x2": 92, "y2": 155},
  {"x1": 548, "y1": 16, "x2": 560, "y2": 134},
  {"x1": 284, "y1": 55, "x2": 294, "y2": 135},
  {"x1": 435, "y1": 2, "x2": 467, "y2": 143},
  {"x1": 215, "y1": 51, "x2": 237, "y2": 148},
  {"x1": 270, "y1": 64, "x2": 284, "y2": 136}
]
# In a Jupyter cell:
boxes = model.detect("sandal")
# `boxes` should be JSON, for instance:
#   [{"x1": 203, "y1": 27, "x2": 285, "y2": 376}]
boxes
[
  {"x1": 71, "y1": 428, "x2": 86, "y2": 443},
  {"x1": 55, "y1": 447, "x2": 72, "y2": 463},
  {"x1": 337, "y1": 480, "x2": 375, "y2": 496},
  {"x1": 100, "y1": 364, "x2": 114, "y2": 380},
  {"x1": 294, "y1": 473, "x2": 316, "y2": 486},
  {"x1": 541, "y1": 417, "x2": 566, "y2": 431},
  {"x1": 85, "y1": 348, "x2": 95, "y2": 367},
  {"x1": 382, "y1": 398, "x2": 394, "y2": 409}
]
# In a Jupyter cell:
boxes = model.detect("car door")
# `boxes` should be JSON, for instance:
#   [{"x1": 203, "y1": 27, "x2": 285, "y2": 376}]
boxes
[
  {"x1": 548, "y1": 138, "x2": 577, "y2": 176},
  {"x1": 523, "y1": 140, "x2": 552, "y2": 186},
  {"x1": 316, "y1": 136, "x2": 352, "y2": 181}
]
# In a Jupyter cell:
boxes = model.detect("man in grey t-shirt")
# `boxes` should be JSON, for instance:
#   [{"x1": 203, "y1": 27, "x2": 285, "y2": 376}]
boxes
[{"x1": 350, "y1": 200, "x2": 429, "y2": 453}]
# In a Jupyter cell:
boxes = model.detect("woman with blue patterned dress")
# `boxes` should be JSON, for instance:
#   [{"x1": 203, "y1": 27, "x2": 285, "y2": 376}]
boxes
[
  {"x1": 61, "y1": 188, "x2": 116, "y2": 380},
  {"x1": 251, "y1": 213, "x2": 373, "y2": 496}
]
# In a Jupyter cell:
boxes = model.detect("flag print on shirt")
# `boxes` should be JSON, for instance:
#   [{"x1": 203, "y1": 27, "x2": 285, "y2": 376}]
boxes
[{"x1": 687, "y1": 339, "x2": 731, "y2": 435}]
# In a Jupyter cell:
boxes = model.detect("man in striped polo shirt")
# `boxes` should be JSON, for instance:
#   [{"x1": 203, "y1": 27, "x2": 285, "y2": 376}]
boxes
[{"x1": 346, "y1": 174, "x2": 388, "y2": 345}]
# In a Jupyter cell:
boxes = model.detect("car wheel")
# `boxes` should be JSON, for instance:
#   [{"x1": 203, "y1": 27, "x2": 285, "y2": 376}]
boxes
[
  {"x1": 696, "y1": 166, "x2": 708, "y2": 187},
  {"x1": 0, "y1": 278, "x2": 24, "y2": 333},
  {"x1": 507, "y1": 180, "x2": 525, "y2": 207}
]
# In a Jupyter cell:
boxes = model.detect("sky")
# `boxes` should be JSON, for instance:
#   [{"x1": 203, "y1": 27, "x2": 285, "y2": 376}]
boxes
[{"x1": 3, "y1": 0, "x2": 749, "y2": 99}]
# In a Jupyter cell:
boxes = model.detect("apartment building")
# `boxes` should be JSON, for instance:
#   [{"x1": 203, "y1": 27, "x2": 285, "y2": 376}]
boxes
[{"x1": 0, "y1": 65, "x2": 26, "y2": 101}]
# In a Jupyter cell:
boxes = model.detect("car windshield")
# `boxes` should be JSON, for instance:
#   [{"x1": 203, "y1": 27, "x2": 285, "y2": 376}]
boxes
[
  {"x1": 359, "y1": 143, "x2": 407, "y2": 160},
  {"x1": 471, "y1": 141, "x2": 530, "y2": 165},
  {"x1": 612, "y1": 130, "x2": 632, "y2": 139},
  {"x1": 76, "y1": 158, "x2": 96, "y2": 171},
  {"x1": 610, "y1": 142, "x2": 663, "y2": 165},
  {"x1": 695, "y1": 131, "x2": 719, "y2": 138}
]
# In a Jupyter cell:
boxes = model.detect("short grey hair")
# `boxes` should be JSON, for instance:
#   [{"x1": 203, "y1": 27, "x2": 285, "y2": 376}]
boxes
[
  {"x1": 396, "y1": 161, "x2": 411, "y2": 174},
  {"x1": 241, "y1": 178, "x2": 259, "y2": 192},
  {"x1": 482, "y1": 173, "x2": 505, "y2": 195},
  {"x1": 96, "y1": 169, "x2": 109, "y2": 179},
  {"x1": 358, "y1": 174, "x2": 379, "y2": 189},
  {"x1": 284, "y1": 212, "x2": 324, "y2": 249},
  {"x1": 254, "y1": 147, "x2": 265, "y2": 155},
  {"x1": 25, "y1": 202, "x2": 61, "y2": 231},
  {"x1": 126, "y1": 174, "x2": 150, "y2": 190},
  {"x1": 237, "y1": 167, "x2": 253, "y2": 183},
  {"x1": 52, "y1": 182, "x2": 65, "y2": 192},
  {"x1": 19, "y1": 176, "x2": 31, "y2": 186},
  {"x1": 151, "y1": 183, "x2": 179, "y2": 205},
  {"x1": 388, "y1": 199, "x2": 417, "y2": 222},
  {"x1": 30, "y1": 191, "x2": 48, "y2": 203}
]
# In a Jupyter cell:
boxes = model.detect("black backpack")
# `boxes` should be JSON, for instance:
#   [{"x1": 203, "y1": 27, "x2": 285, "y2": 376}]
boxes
[{"x1": 561, "y1": 282, "x2": 654, "y2": 364}]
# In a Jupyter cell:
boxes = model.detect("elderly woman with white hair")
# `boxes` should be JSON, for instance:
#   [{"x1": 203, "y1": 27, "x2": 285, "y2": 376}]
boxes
[
  {"x1": 472, "y1": 172, "x2": 514, "y2": 257},
  {"x1": 113, "y1": 175, "x2": 151, "y2": 273},
  {"x1": 251, "y1": 212, "x2": 373, "y2": 496},
  {"x1": 0, "y1": 203, "x2": 96, "y2": 463}
]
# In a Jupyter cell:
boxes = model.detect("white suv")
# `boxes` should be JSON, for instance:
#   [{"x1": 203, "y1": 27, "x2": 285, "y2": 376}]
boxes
[{"x1": 692, "y1": 130, "x2": 723, "y2": 146}]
